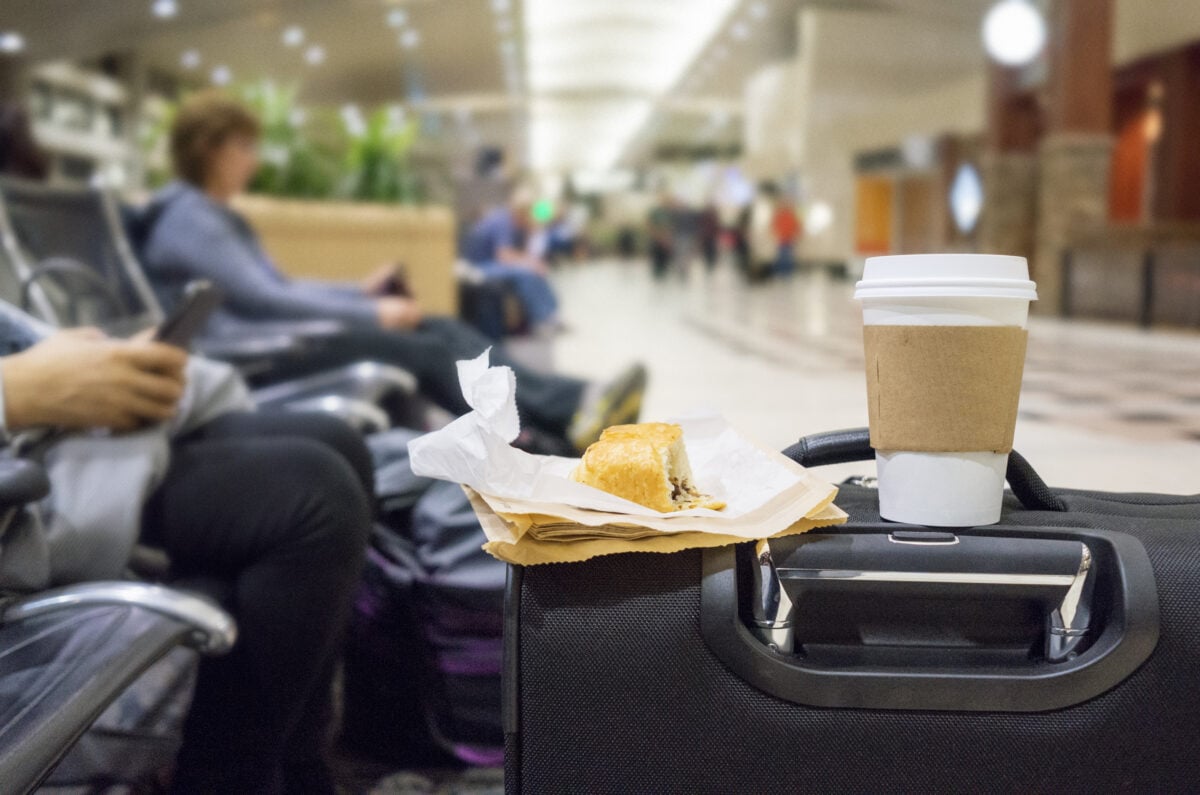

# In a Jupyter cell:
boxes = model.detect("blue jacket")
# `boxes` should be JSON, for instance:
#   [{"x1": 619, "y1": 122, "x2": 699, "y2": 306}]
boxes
[{"x1": 142, "y1": 182, "x2": 378, "y2": 334}]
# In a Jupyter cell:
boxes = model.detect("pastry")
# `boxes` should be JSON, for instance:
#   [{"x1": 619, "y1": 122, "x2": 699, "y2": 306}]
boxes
[{"x1": 572, "y1": 422, "x2": 725, "y2": 512}]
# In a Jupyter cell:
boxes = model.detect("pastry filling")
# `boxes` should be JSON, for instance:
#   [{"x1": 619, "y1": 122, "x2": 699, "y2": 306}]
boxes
[{"x1": 669, "y1": 477, "x2": 699, "y2": 503}]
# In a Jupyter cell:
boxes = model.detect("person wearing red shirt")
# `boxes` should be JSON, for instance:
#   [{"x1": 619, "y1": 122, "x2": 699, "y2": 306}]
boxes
[{"x1": 772, "y1": 193, "x2": 802, "y2": 277}]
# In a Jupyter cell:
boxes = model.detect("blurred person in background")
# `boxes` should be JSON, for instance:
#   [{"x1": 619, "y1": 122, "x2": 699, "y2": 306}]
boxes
[
  {"x1": 669, "y1": 198, "x2": 699, "y2": 277},
  {"x1": 462, "y1": 190, "x2": 562, "y2": 332},
  {"x1": 746, "y1": 181, "x2": 779, "y2": 282},
  {"x1": 772, "y1": 190, "x2": 802, "y2": 277},
  {"x1": 698, "y1": 199, "x2": 721, "y2": 272},
  {"x1": 142, "y1": 92, "x2": 642, "y2": 453},
  {"x1": 647, "y1": 191, "x2": 676, "y2": 279}
]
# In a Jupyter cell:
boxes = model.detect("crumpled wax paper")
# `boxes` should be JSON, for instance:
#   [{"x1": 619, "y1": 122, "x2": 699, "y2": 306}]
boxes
[{"x1": 408, "y1": 350, "x2": 847, "y2": 562}]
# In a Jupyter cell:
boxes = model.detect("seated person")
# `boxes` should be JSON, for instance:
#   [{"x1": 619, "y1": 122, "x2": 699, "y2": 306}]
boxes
[
  {"x1": 462, "y1": 192, "x2": 561, "y2": 332},
  {"x1": 0, "y1": 304, "x2": 371, "y2": 793},
  {"x1": 143, "y1": 92, "x2": 641, "y2": 452}
]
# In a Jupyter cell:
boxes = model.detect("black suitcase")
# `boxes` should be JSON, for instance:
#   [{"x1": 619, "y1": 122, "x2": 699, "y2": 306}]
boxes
[{"x1": 503, "y1": 428, "x2": 1200, "y2": 793}]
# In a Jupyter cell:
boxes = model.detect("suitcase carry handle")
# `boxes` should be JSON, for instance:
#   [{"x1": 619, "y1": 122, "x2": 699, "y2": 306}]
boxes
[
  {"x1": 699, "y1": 430, "x2": 1160, "y2": 713},
  {"x1": 782, "y1": 427, "x2": 1068, "y2": 512}
]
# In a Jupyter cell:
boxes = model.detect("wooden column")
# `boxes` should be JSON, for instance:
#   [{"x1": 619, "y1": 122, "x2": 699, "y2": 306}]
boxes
[
  {"x1": 1045, "y1": 0, "x2": 1113, "y2": 134},
  {"x1": 979, "y1": 61, "x2": 1040, "y2": 259},
  {"x1": 1034, "y1": 0, "x2": 1115, "y2": 314}
]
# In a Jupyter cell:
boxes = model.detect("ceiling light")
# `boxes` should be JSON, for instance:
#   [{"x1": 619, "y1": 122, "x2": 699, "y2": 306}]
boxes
[
  {"x1": 0, "y1": 32, "x2": 26, "y2": 53},
  {"x1": 807, "y1": 201, "x2": 833, "y2": 235},
  {"x1": 305, "y1": 44, "x2": 325, "y2": 65},
  {"x1": 282, "y1": 25, "x2": 304, "y2": 47},
  {"x1": 387, "y1": 9, "x2": 408, "y2": 27},
  {"x1": 180, "y1": 49, "x2": 201, "y2": 69},
  {"x1": 491, "y1": 0, "x2": 511, "y2": 13},
  {"x1": 982, "y1": 0, "x2": 1046, "y2": 67},
  {"x1": 950, "y1": 163, "x2": 983, "y2": 233},
  {"x1": 211, "y1": 65, "x2": 232, "y2": 85},
  {"x1": 496, "y1": 17, "x2": 514, "y2": 34},
  {"x1": 525, "y1": 0, "x2": 739, "y2": 171},
  {"x1": 749, "y1": 1, "x2": 769, "y2": 20},
  {"x1": 289, "y1": 108, "x2": 308, "y2": 127},
  {"x1": 151, "y1": 0, "x2": 178, "y2": 19},
  {"x1": 731, "y1": 21, "x2": 750, "y2": 40},
  {"x1": 400, "y1": 29, "x2": 421, "y2": 49},
  {"x1": 500, "y1": 38, "x2": 517, "y2": 57}
]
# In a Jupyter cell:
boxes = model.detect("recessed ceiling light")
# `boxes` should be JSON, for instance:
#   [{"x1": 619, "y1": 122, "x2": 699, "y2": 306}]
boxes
[
  {"x1": 749, "y1": 1, "x2": 768, "y2": 20},
  {"x1": 982, "y1": 0, "x2": 1046, "y2": 66},
  {"x1": 0, "y1": 32, "x2": 25, "y2": 53},
  {"x1": 500, "y1": 38, "x2": 516, "y2": 56},
  {"x1": 180, "y1": 49, "x2": 201, "y2": 69},
  {"x1": 282, "y1": 26, "x2": 304, "y2": 47},
  {"x1": 151, "y1": 0, "x2": 178, "y2": 19},
  {"x1": 290, "y1": 108, "x2": 308, "y2": 126},
  {"x1": 305, "y1": 44, "x2": 326, "y2": 65},
  {"x1": 731, "y1": 21, "x2": 750, "y2": 40},
  {"x1": 400, "y1": 29, "x2": 421, "y2": 49},
  {"x1": 387, "y1": 9, "x2": 408, "y2": 27},
  {"x1": 496, "y1": 17, "x2": 513, "y2": 35},
  {"x1": 491, "y1": 0, "x2": 511, "y2": 13},
  {"x1": 211, "y1": 65, "x2": 231, "y2": 85}
]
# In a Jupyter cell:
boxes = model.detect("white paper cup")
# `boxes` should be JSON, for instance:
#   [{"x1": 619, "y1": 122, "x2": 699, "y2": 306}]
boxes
[{"x1": 855, "y1": 254, "x2": 1037, "y2": 527}]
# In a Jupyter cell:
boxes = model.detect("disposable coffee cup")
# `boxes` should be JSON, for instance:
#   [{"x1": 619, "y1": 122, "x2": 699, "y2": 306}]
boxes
[{"x1": 854, "y1": 254, "x2": 1037, "y2": 527}]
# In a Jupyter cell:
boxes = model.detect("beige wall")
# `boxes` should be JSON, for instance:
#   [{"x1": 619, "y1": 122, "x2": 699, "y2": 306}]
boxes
[
  {"x1": 1114, "y1": 0, "x2": 1200, "y2": 64},
  {"x1": 232, "y1": 196, "x2": 459, "y2": 316},
  {"x1": 801, "y1": 74, "x2": 985, "y2": 262},
  {"x1": 743, "y1": 6, "x2": 985, "y2": 262},
  {"x1": 744, "y1": 1, "x2": 1200, "y2": 265},
  {"x1": 742, "y1": 61, "x2": 805, "y2": 179}
]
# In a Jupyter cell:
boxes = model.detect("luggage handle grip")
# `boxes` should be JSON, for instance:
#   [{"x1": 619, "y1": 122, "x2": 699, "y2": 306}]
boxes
[
  {"x1": 752, "y1": 532, "x2": 1094, "y2": 663},
  {"x1": 782, "y1": 428, "x2": 1067, "y2": 512}
]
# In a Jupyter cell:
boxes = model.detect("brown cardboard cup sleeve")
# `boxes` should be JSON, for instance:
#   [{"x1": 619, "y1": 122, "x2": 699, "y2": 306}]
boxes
[{"x1": 864, "y1": 325, "x2": 1028, "y2": 454}]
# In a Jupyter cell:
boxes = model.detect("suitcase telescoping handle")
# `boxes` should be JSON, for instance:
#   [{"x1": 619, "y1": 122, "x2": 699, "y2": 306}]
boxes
[
  {"x1": 781, "y1": 427, "x2": 1067, "y2": 512},
  {"x1": 698, "y1": 428, "x2": 1160, "y2": 713}
]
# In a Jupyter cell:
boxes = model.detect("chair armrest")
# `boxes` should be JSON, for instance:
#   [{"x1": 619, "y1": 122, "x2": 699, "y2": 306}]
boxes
[
  {"x1": 266, "y1": 395, "x2": 392, "y2": 434},
  {"x1": 244, "y1": 319, "x2": 347, "y2": 341},
  {"x1": 0, "y1": 582, "x2": 236, "y2": 791},
  {"x1": 250, "y1": 360, "x2": 418, "y2": 406},
  {"x1": 194, "y1": 333, "x2": 303, "y2": 362},
  {"x1": 0, "y1": 459, "x2": 50, "y2": 511},
  {"x1": 2, "y1": 581, "x2": 236, "y2": 654}
]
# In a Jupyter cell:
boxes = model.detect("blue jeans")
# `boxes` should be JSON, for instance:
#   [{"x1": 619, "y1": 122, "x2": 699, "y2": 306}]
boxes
[
  {"x1": 475, "y1": 262, "x2": 559, "y2": 327},
  {"x1": 775, "y1": 242, "x2": 796, "y2": 276}
]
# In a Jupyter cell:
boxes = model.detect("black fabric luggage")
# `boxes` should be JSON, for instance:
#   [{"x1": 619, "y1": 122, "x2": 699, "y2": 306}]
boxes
[
  {"x1": 504, "y1": 428, "x2": 1200, "y2": 793},
  {"x1": 343, "y1": 432, "x2": 505, "y2": 767}
]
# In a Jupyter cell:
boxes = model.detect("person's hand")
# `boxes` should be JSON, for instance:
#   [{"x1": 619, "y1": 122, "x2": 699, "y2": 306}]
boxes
[
  {"x1": 376, "y1": 296, "x2": 423, "y2": 331},
  {"x1": 362, "y1": 263, "x2": 401, "y2": 296},
  {"x1": 1, "y1": 329, "x2": 189, "y2": 433}
]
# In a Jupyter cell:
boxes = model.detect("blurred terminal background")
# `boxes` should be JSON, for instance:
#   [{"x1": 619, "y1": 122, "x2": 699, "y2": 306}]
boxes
[{"x1": 1, "y1": 0, "x2": 1198, "y2": 491}]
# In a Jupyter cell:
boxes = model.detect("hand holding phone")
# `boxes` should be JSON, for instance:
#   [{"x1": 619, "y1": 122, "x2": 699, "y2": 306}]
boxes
[{"x1": 154, "y1": 281, "x2": 223, "y2": 349}]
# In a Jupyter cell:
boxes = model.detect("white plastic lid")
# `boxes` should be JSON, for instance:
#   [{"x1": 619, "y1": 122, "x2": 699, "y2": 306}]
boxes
[{"x1": 855, "y1": 254, "x2": 1038, "y2": 301}]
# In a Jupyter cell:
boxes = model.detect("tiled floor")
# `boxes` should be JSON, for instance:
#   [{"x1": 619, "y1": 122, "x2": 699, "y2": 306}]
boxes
[{"x1": 548, "y1": 258, "x2": 1200, "y2": 495}]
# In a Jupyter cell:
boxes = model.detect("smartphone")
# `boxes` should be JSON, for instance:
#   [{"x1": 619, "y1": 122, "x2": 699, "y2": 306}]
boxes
[{"x1": 154, "y1": 281, "x2": 223, "y2": 349}]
